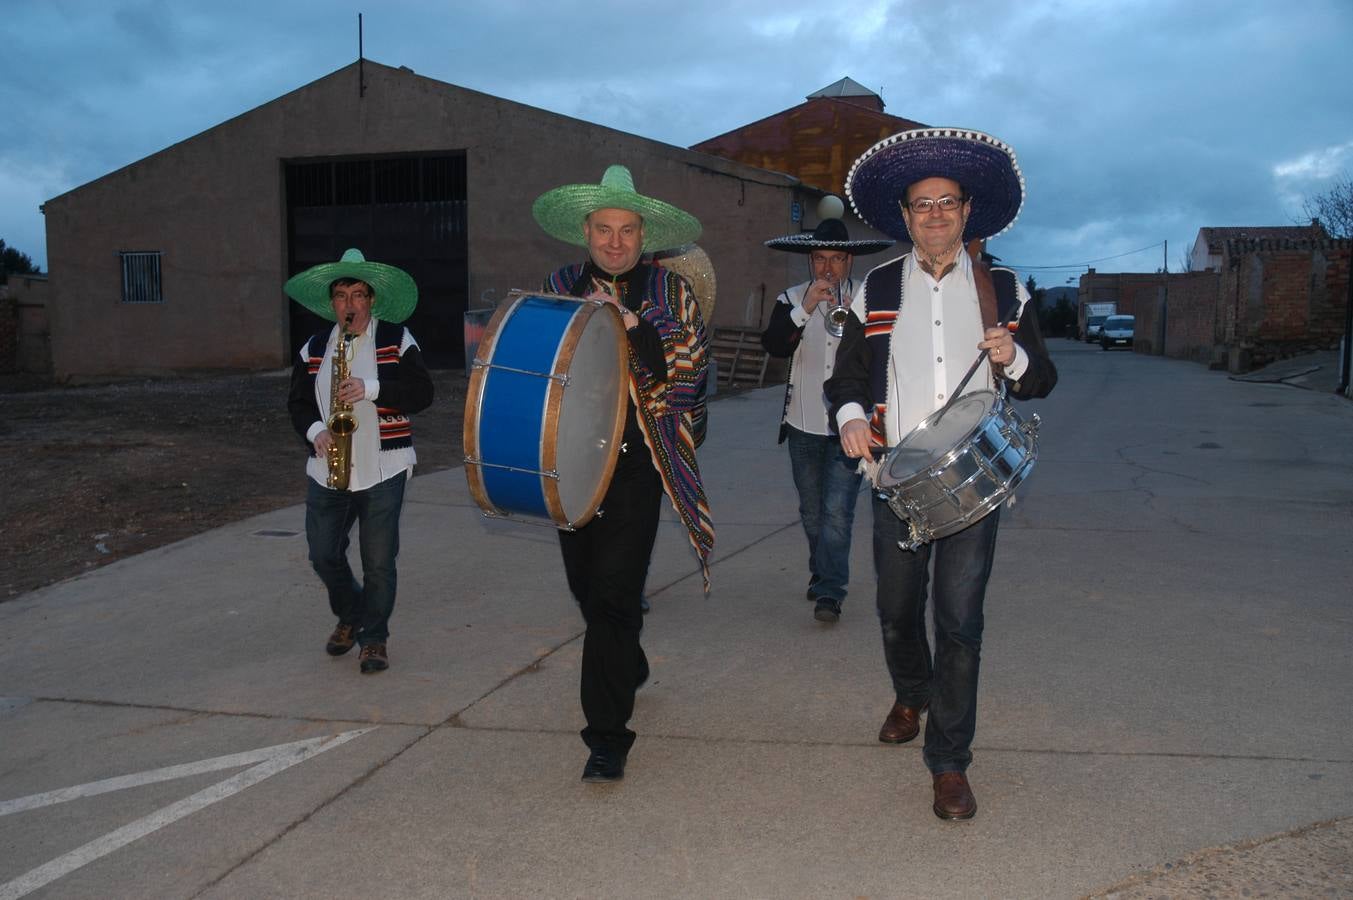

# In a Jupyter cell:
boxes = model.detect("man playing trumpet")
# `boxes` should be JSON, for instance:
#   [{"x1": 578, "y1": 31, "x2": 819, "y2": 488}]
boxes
[{"x1": 760, "y1": 212, "x2": 892, "y2": 623}]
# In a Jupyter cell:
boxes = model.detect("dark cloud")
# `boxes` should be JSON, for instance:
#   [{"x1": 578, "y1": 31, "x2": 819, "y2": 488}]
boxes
[{"x1": 3, "y1": 0, "x2": 1351, "y2": 277}]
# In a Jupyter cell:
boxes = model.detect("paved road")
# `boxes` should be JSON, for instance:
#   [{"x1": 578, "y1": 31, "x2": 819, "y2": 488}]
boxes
[{"x1": 2, "y1": 341, "x2": 1351, "y2": 898}]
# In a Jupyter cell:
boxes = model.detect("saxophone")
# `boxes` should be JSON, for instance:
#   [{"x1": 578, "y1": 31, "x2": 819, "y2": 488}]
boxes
[{"x1": 326, "y1": 313, "x2": 359, "y2": 490}]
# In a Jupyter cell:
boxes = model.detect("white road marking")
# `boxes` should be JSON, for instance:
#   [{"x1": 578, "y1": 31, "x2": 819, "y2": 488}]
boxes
[{"x1": 0, "y1": 728, "x2": 373, "y2": 900}]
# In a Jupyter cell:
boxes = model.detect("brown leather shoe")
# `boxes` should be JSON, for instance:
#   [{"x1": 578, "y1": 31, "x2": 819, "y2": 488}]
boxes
[
  {"x1": 932, "y1": 771, "x2": 977, "y2": 820},
  {"x1": 325, "y1": 623, "x2": 358, "y2": 656},
  {"x1": 877, "y1": 700, "x2": 927, "y2": 744}
]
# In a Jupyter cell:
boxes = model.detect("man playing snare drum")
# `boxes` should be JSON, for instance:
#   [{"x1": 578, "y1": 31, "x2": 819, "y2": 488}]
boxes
[
  {"x1": 826, "y1": 129, "x2": 1057, "y2": 820},
  {"x1": 532, "y1": 165, "x2": 713, "y2": 784}
]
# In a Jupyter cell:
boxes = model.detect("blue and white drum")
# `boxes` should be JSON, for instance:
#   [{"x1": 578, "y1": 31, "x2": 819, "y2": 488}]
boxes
[{"x1": 463, "y1": 291, "x2": 628, "y2": 529}]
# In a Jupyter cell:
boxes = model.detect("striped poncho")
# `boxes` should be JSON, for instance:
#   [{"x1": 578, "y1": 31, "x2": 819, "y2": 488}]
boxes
[{"x1": 544, "y1": 262, "x2": 714, "y2": 589}]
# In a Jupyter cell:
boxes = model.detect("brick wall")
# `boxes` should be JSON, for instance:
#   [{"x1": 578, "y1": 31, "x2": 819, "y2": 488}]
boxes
[
  {"x1": 1220, "y1": 238, "x2": 1352, "y2": 369},
  {"x1": 0, "y1": 275, "x2": 52, "y2": 374},
  {"x1": 1162, "y1": 272, "x2": 1220, "y2": 362},
  {"x1": 0, "y1": 290, "x2": 16, "y2": 374}
]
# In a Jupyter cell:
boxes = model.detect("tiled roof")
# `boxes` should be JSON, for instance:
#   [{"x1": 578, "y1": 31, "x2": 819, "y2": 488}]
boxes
[{"x1": 1199, "y1": 224, "x2": 1325, "y2": 252}]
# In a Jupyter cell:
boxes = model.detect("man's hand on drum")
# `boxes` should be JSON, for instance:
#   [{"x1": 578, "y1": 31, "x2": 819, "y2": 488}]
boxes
[
  {"x1": 979, "y1": 326, "x2": 1016, "y2": 367},
  {"x1": 803, "y1": 278, "x2": 838, "y2": 313},
  {"x1": 839, "y1": 419, "x2": 872, "y2": 459},
  {"x1": 587, "y1": 282, "x2": 639, "y2": 330}
]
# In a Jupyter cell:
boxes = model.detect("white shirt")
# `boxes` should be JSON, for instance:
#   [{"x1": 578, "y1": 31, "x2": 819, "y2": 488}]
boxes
[
  {"x1": 303, "y1": 318, "x2": 418, "y2": 490},
  {"x1": 780, "y1": 277, "x2": 854, "y2": 436},
  {"x1": 836, "y1": 251, "x2": 1029, "y2": 445}
]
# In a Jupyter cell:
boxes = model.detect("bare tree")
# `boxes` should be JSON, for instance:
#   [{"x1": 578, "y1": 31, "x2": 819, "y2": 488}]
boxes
[{"x1": 1301, "y1": 173, "x2": 1353, "y2": 238}]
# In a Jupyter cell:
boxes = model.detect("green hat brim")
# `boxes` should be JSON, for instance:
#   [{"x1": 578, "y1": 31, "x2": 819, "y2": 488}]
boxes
[
  {"x1": 283, "y1": 252, "x2": 418, "y2": 324},
  {"x1": 532, "y1": 184, "x2": 702, "y2": 253}
]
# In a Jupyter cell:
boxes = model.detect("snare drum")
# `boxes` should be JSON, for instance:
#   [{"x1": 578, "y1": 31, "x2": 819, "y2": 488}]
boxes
[
  {"x1": 463, "y1": 291, "x2": 628, "y2": 529},
  {"x1": 876, "y1": 388, "x2": 1040, "y2": 550}
]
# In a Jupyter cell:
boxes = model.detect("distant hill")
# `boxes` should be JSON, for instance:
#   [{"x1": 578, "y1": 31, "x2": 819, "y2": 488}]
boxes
[{"x1": 1041, "y1": 286, "x2": 1077, "y2": 308}]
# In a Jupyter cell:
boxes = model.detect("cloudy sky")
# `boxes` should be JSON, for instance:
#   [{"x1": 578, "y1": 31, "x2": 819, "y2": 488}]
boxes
[{"x1": 4, "y1": 0, "x2": 1351, "y2": 285}]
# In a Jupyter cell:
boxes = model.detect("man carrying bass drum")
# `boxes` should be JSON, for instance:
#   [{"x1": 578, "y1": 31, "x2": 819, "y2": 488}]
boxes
[{"x1": 532, "y1": 164, "x2": 714, "y2": 785}]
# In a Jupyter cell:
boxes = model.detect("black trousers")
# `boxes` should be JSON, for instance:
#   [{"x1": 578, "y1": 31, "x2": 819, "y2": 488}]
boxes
[{"x1": 558, "y1": 445, "x2": 663, "y2": 754}]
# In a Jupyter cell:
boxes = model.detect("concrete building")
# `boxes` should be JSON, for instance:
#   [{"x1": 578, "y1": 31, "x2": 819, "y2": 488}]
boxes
[{"x1": 41, "y1": 60, "x2": 835, "y2": 380}]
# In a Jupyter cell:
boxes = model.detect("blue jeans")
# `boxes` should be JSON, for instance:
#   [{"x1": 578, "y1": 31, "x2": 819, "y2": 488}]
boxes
[
  {"x1": 305, "y1": 470, "x2": 407, "y2": 645},
  {"x1": 872, "y1": 499, "x2": 1001, "y2": 774},
  {"x1": 785, "y1": 426, "x2": 863, "y2": 603}
]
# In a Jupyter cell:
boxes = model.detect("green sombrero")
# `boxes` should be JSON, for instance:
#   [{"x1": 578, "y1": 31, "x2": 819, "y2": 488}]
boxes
[
  {"x1": 283, "y1": 249, "x2": 418, "y2": 324},
  {"x1": 532, "y1": 164, "x2": 702, "y2": 253}
]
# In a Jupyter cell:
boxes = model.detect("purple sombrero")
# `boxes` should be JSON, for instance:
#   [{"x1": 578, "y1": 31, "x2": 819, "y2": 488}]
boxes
[{"x1": 846, "y1": 128, "x2": 1025, "y2": 243}]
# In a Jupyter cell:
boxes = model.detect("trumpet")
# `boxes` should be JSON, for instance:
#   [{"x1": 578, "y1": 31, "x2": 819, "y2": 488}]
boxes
[{"x1": 824, "y1": 281, "x2": 851, "y2": 338}]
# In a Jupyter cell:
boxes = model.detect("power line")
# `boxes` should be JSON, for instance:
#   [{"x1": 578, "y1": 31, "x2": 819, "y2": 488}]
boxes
[{"x1": 1005, "y1": 241, "x2": 1166, "y2": 271}]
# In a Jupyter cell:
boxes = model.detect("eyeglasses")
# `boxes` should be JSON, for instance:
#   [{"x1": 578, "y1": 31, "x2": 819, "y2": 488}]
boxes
[{"x1": 903, "y1": 195, "x2": 966, "y2": 214}]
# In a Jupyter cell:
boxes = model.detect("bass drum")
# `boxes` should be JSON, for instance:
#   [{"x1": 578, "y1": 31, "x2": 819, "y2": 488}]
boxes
[
  {"x1": 463, "y1": 291, "x2": 628, "y2": 529},
  {"x1": 876, "y1": 388, "x2": 1039, "y2": 550}
]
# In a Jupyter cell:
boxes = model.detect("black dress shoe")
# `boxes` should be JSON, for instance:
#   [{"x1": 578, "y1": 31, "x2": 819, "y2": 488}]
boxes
[{"x1": 581, "y1": 747, "x2": 626, "y2": 783}]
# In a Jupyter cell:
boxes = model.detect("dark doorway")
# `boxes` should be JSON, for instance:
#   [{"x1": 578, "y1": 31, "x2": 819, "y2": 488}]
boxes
[{"x1": 285, "y1": 153, "x2": 468, "y2": 368}]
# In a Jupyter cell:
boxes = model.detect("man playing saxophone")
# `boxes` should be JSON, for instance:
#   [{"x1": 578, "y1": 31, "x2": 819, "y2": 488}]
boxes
[{"x1": 285, "y1": 249, "x2": 434, "y2": 674}]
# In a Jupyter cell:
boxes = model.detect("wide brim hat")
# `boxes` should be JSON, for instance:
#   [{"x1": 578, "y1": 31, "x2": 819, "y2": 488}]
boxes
[
  {"x1": 846, "y1": 128, "x2": 1025, "y2": 243},
  {"x1": 764, "y1": 217, "x2": 894, "y2": 255},
  {"x1": 283, "y1": 248, "x2": 418, "y2": 324},
  {"x1": 532, "y1": 164, "x2": 702, "y2": 253}
]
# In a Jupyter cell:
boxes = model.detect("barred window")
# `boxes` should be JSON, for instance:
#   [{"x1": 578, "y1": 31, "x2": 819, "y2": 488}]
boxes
[{"x1": 120, "y1": 251, "x2": 163, "y2": 304}]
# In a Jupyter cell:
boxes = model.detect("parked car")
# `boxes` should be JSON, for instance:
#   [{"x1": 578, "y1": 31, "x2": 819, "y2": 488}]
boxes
[
  {"x1": 1084, "y1": 315, "x2": 1108, "y2": 342},
  {"x1": 1100, "y1": 314, "x2": 1135, "y2": 350}
]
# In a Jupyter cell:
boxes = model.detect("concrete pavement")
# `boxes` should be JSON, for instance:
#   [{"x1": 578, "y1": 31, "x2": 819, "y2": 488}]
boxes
[{"x1": 2, "y1": 341, "x2": 1351, "y2": 898}]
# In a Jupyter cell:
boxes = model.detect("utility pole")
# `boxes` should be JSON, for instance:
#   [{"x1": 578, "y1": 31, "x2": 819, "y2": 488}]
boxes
[
  {"x1": 1339, "y1": 252, "x2": 1352, "y2": 395},
  {"x1": 1160, "y1": 240, "x2": 1169, "y2": 356},
  {"x1": 358, "y1": 13, "x2": 366, "y2": 98}
]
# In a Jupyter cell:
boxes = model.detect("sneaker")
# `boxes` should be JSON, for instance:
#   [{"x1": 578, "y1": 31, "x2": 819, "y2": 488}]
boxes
[
  {"x1": 325, "y1": 623, "x2": 358, "y2": 656},
  {"x1": 813, "y1": 598, "x2": 842, "y2": 623},
  {"x1": 358, "y1": 642, "x2": 389, "y2": 673}
]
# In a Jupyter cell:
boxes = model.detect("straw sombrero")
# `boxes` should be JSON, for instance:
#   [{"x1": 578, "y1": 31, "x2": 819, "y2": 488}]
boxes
[
  {"x1": 283, "y1": 249, "x2": 418, "y2": 324},
  {"x1": 846, "y1": 128, "x2": 1025, "y2": 243},
  {"x1": 532, "y1": 165, "x2": 702, "y2": 253},
  {"x1": 764, "y1": 218, "x2": 894, "y2": 255}
]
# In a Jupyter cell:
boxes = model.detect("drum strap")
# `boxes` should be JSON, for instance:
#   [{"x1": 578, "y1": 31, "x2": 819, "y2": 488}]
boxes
[{"x1": 969, "y1": 242, "x2": 1000, "y2": 331}]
